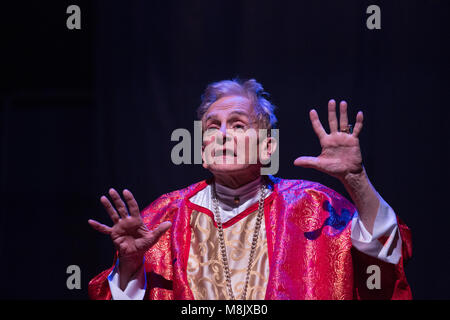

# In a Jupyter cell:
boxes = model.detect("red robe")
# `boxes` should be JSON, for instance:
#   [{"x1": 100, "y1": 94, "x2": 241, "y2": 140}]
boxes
[{"x1": 88, "y1": 176, "x2": 412, "y2": 300}]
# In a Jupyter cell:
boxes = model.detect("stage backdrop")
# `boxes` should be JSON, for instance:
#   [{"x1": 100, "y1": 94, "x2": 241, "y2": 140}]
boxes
[{"x1": 0, "y1": 0, "x2": 449, "y2": 299}]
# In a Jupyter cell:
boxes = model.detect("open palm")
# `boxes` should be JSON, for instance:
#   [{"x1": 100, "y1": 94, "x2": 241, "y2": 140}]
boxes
[
  {"x1": 88, "y1": 188, "x2": 171, "y2": 261},
  {"x1": 294, "y1": 99, "x2": 364, "y2": 180}
]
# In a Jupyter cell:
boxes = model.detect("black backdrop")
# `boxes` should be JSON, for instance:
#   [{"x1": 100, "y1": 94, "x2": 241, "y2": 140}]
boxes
[{"x1": 1, "y1": 0, "x2": 449, "y2": 299}]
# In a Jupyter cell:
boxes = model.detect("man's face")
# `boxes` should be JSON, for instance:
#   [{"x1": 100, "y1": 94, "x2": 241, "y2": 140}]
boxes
[{"x1": 201, "y1": 95, "x2": 266, "y2": 174}]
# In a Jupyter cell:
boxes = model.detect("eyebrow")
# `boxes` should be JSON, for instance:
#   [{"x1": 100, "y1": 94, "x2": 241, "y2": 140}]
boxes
[{"x1": 204, "y1": 110, "x2": 250, "y2": 123}]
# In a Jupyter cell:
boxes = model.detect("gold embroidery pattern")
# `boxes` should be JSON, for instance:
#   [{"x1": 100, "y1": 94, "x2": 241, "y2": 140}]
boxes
[{"x1": 187, "y1": 210, "x2": 269, "y2": 300}]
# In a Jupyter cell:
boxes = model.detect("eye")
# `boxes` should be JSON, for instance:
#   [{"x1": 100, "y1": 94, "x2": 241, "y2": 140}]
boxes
[
  {"x1": 232, "y1": 123, "x2": 246, "y2": 130},
  {"x1": 204, "y1": 126, "x2": 219, "y2": 137}
]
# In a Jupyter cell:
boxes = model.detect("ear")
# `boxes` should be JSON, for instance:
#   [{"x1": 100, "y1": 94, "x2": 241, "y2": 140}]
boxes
[{"x1": 260, "y1": 136, "x2": 278, "y2": 163}]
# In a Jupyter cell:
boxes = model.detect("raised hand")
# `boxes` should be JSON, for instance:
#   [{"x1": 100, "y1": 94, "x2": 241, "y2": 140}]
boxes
[
  {"x1": 88, "y1": 188, "x2": 171, "y2": 288},
  {"x1": 294, "y1": 99, "x2": 364, "y2": 181}
]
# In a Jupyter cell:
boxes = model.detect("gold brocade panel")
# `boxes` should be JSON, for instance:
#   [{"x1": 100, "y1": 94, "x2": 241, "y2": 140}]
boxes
[{"x1": 187, "y1": 210, "x2": 270, "y2": 300}]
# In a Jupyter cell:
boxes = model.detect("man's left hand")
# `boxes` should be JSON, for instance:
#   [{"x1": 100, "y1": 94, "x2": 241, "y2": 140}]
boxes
[{"x1": 294, "y1": 99, "x2": 364, "y2": 182}]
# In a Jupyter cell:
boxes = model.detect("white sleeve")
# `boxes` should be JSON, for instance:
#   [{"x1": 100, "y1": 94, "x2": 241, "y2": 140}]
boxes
[
  {"x1": 351, "y1": 196, "x2": 402, "y2": 264},
  {"x1": 107, "y1": 258, "x2": 147, "y2": 300}
]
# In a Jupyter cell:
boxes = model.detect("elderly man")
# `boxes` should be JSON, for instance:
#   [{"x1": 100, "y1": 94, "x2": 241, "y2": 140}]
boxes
[{"x1": 88, "y1": 79, "x2": 412, "y2": 300}]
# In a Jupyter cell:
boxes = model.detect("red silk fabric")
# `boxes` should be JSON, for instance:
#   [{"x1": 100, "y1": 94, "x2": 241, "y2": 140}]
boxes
[{"x1": 88, "y1": 176, "x2": 412, "y2": 300}]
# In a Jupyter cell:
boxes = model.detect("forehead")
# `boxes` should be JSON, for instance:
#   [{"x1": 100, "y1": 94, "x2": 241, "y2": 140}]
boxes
[{"x1": 203, "y1": 96, "x2": 253, "y2": 120}]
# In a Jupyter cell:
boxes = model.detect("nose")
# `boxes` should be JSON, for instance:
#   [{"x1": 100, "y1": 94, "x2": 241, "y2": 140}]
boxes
[{"x1": 217, "y1": 124, "x2": 232, "y2": 145}]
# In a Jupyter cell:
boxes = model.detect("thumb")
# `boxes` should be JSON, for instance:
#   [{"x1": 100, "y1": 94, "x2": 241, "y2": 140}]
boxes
[
  {"x1": 293, "y1": 156, "x2": 320, "y2": 169},
  {"x1": 150, "y1": 221, "x2": 172, "y2": 242}
]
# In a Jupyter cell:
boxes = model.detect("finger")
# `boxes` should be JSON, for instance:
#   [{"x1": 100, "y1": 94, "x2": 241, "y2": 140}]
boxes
[
  {"x1": 293, "y1": 156, "x2": 321, "y2": 169},
  {"x1": 109, "y1": 188, "x2": 129, "y2": 219},
  {"x1": 339, "y1": 101, "x2": 348, "y2": 131},
  {"x1": 352, "y1": 111, "x2": 364, "y2": 137},
  {"x1": 122, "y1": 189, "x2": 141, "y2": 218},
  {"x1": 328, "y1": 99, "x2": 338, "y2": 133},
  {"x1": 88, "y1": 219, "x2": 112, "y2": 235},
  {"x1": 149, "y1": 221, "x2": 172, "y2": 243},
  {"x1": 100, "y1": 195, "x2": 120, "y2": 224},
  {"x1": 309, "y1": 109, "x2": 327, "y2": 139}
]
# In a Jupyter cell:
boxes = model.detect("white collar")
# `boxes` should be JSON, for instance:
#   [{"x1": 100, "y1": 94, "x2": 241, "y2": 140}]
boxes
[
  {"x1": 189, "y1": 176, "x2": 272, "y2": 223},
  {"x1": 214, "y1": 176, "x2": 262, "y2": 209}
]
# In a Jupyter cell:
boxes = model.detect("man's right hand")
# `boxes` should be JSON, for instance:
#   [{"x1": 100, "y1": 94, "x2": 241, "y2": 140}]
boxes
[{"x1": 88, "y1": 188, "x2": 172, "y2": 290}]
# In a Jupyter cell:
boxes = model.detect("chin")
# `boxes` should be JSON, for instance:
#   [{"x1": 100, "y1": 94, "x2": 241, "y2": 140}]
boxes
[
  {"x1": 209, "y1": 164, "x2": 249, "y2": 172},
  {"x1": 203, "y1": 153, "x2": 261, "y2": 176},
  {"x1": 206, "y1": 161, "x2": 259, "y2": 176}
]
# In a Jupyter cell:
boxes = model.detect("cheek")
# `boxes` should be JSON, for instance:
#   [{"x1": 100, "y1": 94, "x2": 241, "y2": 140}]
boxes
[
  {"x1": 202, "y1": 133, "x2": 217, "y2": 147},
  {"x1": 234, "y1": 134, "x2": 260, "y2": 162}
]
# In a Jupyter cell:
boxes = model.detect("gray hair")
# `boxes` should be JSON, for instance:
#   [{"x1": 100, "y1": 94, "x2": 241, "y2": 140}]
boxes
[{"x1": 197, "y1": 78, "x2": 278, "y2": 129}]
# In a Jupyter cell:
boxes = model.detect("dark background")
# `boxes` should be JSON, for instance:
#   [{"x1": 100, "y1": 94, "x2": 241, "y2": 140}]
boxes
[{"x1": 0, "y1": 0, "x2": 448, "y2": 299}]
